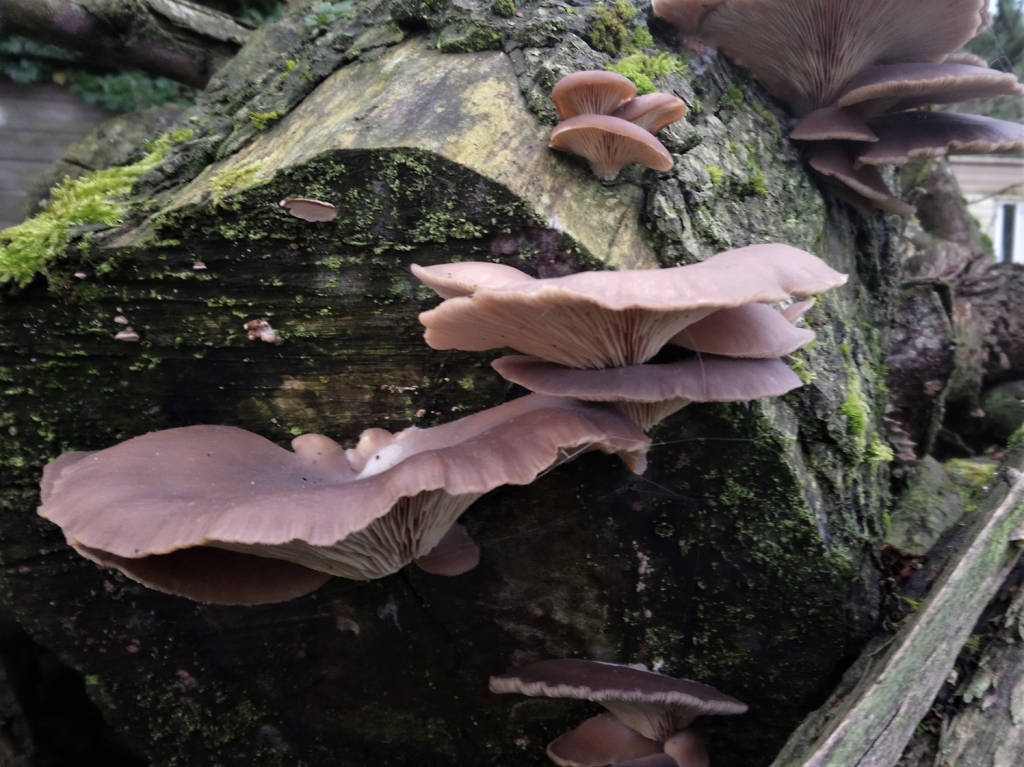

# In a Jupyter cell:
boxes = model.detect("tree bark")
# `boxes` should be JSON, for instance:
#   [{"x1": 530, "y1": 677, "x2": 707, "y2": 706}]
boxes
[
  {"x1": 0, "y1": 0, "x2": 251, "y2": 87},
  {"x1": 0, "y1": 2, "x2": 902, "y2": 765}
]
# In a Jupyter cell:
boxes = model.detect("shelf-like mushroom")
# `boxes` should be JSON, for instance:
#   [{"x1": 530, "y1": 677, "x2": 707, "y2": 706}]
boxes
[
  {"x1": 416, "y1": 245, "x2": 846, "y2": 369},
  {"x1": 807, "y1": 141, "x2": 915, "y2": 216},
  {"x1": 613, "y1": 93, "x2": 689, "y2": 135},
  {"x1": 790, "y1": 107, "x2": 879, "y2": 143},
  {"x1": 855, "y1": 111, "x2": 1024, "y2": 168},
  {"x1": 551, "y1": 71, "x2": 638, "y2": 121},
  {"x1": 38, "y1": 395, "x2": 649, "y2": 603},
  {"x1": 669, "y1": 302, "x2": 815, "y2": 358},
  {"x1": 549, "y1": 114, "x2": 675, "y2": 181},
  {"x1": 546, "y1": 713, "x2": 661, "y2": 767},
  {"x1": 410, "y1": 261, "x2": 531, "y2": 299}
]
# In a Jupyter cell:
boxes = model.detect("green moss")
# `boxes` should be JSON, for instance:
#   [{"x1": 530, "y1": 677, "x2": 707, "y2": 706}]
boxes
[
  {"x1": 0, "y1": 130, "x2": 193, "y2": 286},
  {"x1": 490, "y1": 0, "x2": 515, "y2": 17},
  {"x1": 437, "y1": 22, "x2": 503, "y2": 52},
  {"x1": 744, "y1": 167, "x2": 768, "y2": 196},
  {"x1": 867, "y1": 436, "x2": 894, "y2": 464},
  {"x1": 724, "y1": 85, "x2": 743, "y2": 104},
  {"x1": 209, "y1": 160, "x2": 266, "y2": 208},
  {"x1": 706, "y1": 165, "x2": 724, "y2": 185},
  {"x1": 280, "y1": 59, "x2": 299, "y2": 79},
  {"x1": 606, "y1": 52, "x2": 687, "y2": 95},
  {"x1": 840, "y1": 375, "x2": 868, "y2": 448},
  {"x1": 249, "y1": 110, "x2": 285, "y2": 131},
  {"x1": 1009, "y1": 426, "x2": 1024, "y2": 453},
  {"x1": 751, "y1": 100, "x2": 778, "y2": 130},
  {"x1": 946, "y1": 458, "x2": 998, "y2": 490},
  {"x1": 623, "y1": 26, "x2": 654, "y2": 54},
  {"x1": 589, "y1": 0, "x2": 637, "y2": 55}
]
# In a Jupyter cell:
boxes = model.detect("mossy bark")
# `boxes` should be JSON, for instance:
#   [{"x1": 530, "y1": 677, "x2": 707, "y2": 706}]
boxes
[{"x1": 0, "y1": 2, "x2": 901, "y2": 765}]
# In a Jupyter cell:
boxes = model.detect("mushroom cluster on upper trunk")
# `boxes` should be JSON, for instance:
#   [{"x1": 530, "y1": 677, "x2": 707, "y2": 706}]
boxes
[
  {"x1": 490, "y1": 659, "x2": 747, "y2": 767},
  {"x1": 547, "y1": 71, "x2": 687, "y2": 180},
  {"x1": 413, "y1": 245, "x2": 846, "y2": 430},
  {"x1": 653, "y1": 0, "x2": 1024, "y2": 214},
  {"x1": 38, "y1": 395, "x2": 649, "y2": 604}
]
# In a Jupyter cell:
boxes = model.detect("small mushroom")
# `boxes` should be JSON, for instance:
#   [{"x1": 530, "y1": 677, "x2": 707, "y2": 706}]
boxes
[
  {"x1": 39, "y1": 396, "x2": 649, "y2": 603},
  {"x1": 613, "y1": 94, "x2": 689, "y2": 134},
  {"x1": 114, "y1": 327, "x2": 140, "y2": 342},
  {"x1": 547, "y1": 713, "x2": 661, "y2": 767},
  {"x1": 807, "y1": 141, "x2": 915, "y2": 216},
  {"x1": 790, "y1": 107, "x2": 879, "y2": 142},
  {"x1": 550, "y1": 115, "x2": 675, "y2": 180},
  {"x1": 279, "y1": 197, "x2": 338, "y2": 222},
  {"x1": 491, "y1": 354, "x2": 804, "y2": 430},
  {"x1": 244, "y1": 318, "x2": 284, "y2": 345},
  {"x1": 489, "y1": 658, "x2": 747, "y2": 742},
  {"x1": 551, "y1": 71, "x2": 638, "y2": 121},
  {"x1": 410, "y1": 261, "x2": 531, "y2": 299},
  {"x1": 416, "y1": 245, "x2": 847, "y2": 369}
]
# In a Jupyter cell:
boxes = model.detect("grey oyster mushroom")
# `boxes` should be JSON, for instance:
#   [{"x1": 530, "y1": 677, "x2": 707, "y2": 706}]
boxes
[
  {"x1": 38, "y1": 395, "x2": 649, "y2": 604},
  {"x1": 490, "y1": 659, "x2": 745, "y2": 766},
  {"x1": 549, "y1": 115, "x2": 675, "y2": 181}
]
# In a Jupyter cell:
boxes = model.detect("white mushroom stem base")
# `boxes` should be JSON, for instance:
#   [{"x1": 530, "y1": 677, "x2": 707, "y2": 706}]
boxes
[
  {"x1": 214, "y1": 489, "x2": 483, "y2": 580},
  {"x1": 614, "y1": 399, "x2": 693, "y2": 432}
]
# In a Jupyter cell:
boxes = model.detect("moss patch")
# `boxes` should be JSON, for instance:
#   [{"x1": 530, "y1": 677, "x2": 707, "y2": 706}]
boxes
[
  {"x1": 606, "y1": 52, "x2": 687, "y2": 95},
  {"x1": 209, "y1": 159, "x2": 266, "y2": 208},
  {"x1": 589, "y1": 0, "x2": 637, "y2": 55},
  {"x1": 0, "y1": 129, "x2": 193, "y2": 286}
]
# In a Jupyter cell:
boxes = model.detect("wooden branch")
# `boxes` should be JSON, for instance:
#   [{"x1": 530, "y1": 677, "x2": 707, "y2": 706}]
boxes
[
  {"x1": 0, "y1": 0, "x2": 252, "y2": 87},
  {"x1": 770, "y1": 458, "x2": 1024, "y2": 767}
]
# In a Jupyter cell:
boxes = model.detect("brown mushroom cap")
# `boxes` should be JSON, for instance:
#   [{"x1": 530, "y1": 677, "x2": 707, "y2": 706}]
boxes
[
  {"x1": 550, "y1": 115, "x2": 674, "y2": 181},
  {"x1": 492, "y1": 355, "x2": 804, "y2": 430},
  {"x1": 617, "y1": 755, "x2": 681, "y2": 767},
  {"x1": 661, "y1": 730, "x2": 710, "y2": 767},
  {"x1": 551, "y1": 71, "x2": 638, "y2": 121},
  {"x1": 655, "y1": 0, "x2": 988, "y2": 114},
  {"x1": 790, "y1": 107, "x2": 879, "y2": 142},
  {"x1": 855, "y1": 112, "x2": 1024, "y2": 168},
  {"x1": 413, "y1": 522, "x2": 480, "y2": 576},
  {"x1": 546, "y1": 713, "x2": 661, "y2": 767},
  {"x1": 807, "y1": 141, "x2": 916, "y2": 216},
  {"x1": 836, "y1": 62, "x2": 1024, "y2": 116},
  {"x1": 279, "y1": 197, "x2": 339, "y2": 222},
  {"x1": 489, "y1": 659, "x2": 747, "y2": 742},
  {"x1": 613, "y1": 94, "x2": 689, "y2": 135},
  {"x1": 418, "y1": 245, "x2": 847, "y2": 368},
  {"x1": 670, "y1": 303, "x2": 815, "y2": 358},
  {"x1": 650, "y1": 0, "x2": 727, "y2": 34},
  {"x1": 39, "y1": 396, "x2": 649, "y2": 599},
  {"x1": 410, "y1": 261, "x2": 532, "y2": 299}
]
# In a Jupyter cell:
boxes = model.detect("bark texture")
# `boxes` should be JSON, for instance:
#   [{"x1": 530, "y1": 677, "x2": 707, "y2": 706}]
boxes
[{"x1": 0, "y1": 1, "x2": 903, "y2": 765}]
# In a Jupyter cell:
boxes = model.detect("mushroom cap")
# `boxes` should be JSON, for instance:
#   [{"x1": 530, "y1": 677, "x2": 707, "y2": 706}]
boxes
[
  {"x1": 835, "y1": 62, "x2": 1024, "y2": 116},
  {"x1": 418, "y1": 245, "x2": 847, "y2": 368},
  {"x1": 855, "y1": 111, "x2": 1024, "y2": 168},
  {"x1": 780, "y1": 297, "x2": 815, "y2": 323},
  {"x1": 942, "y1": 51, "x2": 989, "y2": 67},
  {"x1": 489, "y1": 659, "x2": 747, "y2": 741},
  {"x1": 655, "y1": 0, "x2": 988, "y2": 114},
  {"x1": 650, "y1": 0, "x2": 727, "y2": 34},
  {"x1": 807, "y1": 141, "x2": 915, "y2": 216},
  {"x1": 551, "y1": 71, "x2": 638, "y2": 121},
  {"x1": 670, "y1": 303, "x2": 815, "y2": 358},
  {"x1": 546, "y1": 713, "x2": 661, "y2": 767},
  {"x1": 279, "y1": 197, "x2": 339, "y2": 222},
  {"x1": 662, "y1": 730, "x2": 710, "y2": 767},
  {"x1": 549, "y1": 115, "x2": 674, "y2": 181},
  {"x1": 617, "y1": 755, "x2": 681, "y2": 767},
  {"x1": 410, "y1": 261, "x2": 532, "y2": 299},
  {"x1": 613, "y1": 93, "x2": 689, "y2": 135},
  {"x1": 790, "y1": 107, "x2": 879, "y2": 142},
  {"x1": 39, "y1": 395, "x2": 649, "y2": 593},
  {"x1": 413, "y1": 522, "x2": 480, "y2": 576},
  {"x1": 492, "y1": 355, "x2": 804, "y2": 430}
]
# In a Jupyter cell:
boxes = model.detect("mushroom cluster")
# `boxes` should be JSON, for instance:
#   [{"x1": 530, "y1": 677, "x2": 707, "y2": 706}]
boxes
[
  {"x1": 38, "y1": 395, "x2": 649, "y2": 604},
  {"x1": 652, "y1": 0, "x2": 1024, "y2": 214},
  {"x1": 548, "y1": 71, "x2": 688, "y2": 180},
  {"x1": 490, "y1": 659, "x2": 747, "y2": 767},
  {"x1": 413, "y1": 244, "x2": 846, "y2": 430}
]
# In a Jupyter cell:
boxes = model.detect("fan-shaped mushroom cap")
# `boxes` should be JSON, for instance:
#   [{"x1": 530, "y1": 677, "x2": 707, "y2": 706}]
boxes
[
  {"x1": 781, "y1": 297, "x2": 815, "y2": 323},
  {"x1": 836, "y1": 62, "x2": 1024, "y2": 116},
  {"x1": 943, "y1": 51, "x2": 989, "y2": 67},
  {"x1": 662, "y1": 730, "x2": 710, "y2": 767},
  {"x1": 617, "y1": 755, "x2": 681, "y2": 767},
  {"x1": 418, "y1": 245, "x2": 847, "y2": 369},
  {"x1": 39, "y1": 396, "x2": 649, "y2": 600},
  {"x1": 551, "y1": 71, "x2": 638, "y2": 121},
  {"x1": 807, "y1": 141, "x2": 915, "y2": 216},
  {"x1": 546, "y1": 713, "x2": 661, "y2": 767},
  {"x1": 279, "y1": 197, "x2": 338, "y2": 222},
  {"x1": 670, "y1": 303, "x2": 815, "y2": 357},
  {"x1": 492, "y1": 355, "x2": 804, "y2": 430},
  {"x1": 489, "y1": 659, "x2": 747, "y2": 742},
  {"x1": 651, "y1": 0, "x2": 727, "y2": 34},
  {"x1": 655, "y1": 0, "x2": 988, "y2": 114},
  {"x1": 550, "y1": 115, "x2": 674, "y2": 181},
  {"x1": 791, "y1": 107, "x2": 879, "y2": 142},
  {"x1": 410, "y1": 262, "x2": 531, "y2": 299},
  {"x1": 855, "y1": 112, "x2": 1024, "y2": 168},
  {"x1": 613, "y1": 94, "x2": 689, "y2": 135},
  {"x1": 413, "y1": 522, "x2": 480, "y2": 576}
]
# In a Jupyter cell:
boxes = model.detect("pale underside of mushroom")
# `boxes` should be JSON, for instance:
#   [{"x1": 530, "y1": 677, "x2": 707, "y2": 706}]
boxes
[
  {"x1": 418, "y1": 245, "x2": 846, "y2": 368},
  {"x1": 38, "y1": 396, "x2": 649, "y2": 602},
  {"x1": 807, "y1": 141, "x2": 915, "y2": 216},
  {"x1": 546, "y1": 713, "x2": 661, "y2": 767},
  {"x1": 670, "y1": 302, "x2": 815, "y2": 357},
  {"x1": 790, "y1": 107, "x2": 879, "y2": 142},
  {"x1": 550, "y1": 115, "x2": 674, "y2": 181},
  {"x1": 854, "y1": 111, "x2": 1024, "y2": 168},
  {"x1": 492, "y1": 355, "x2": 804, "y2": 430},
  {"x1": 654, "y1": 0, "x2": 987, "y2": 115},
  {"x1": 279, "y1": 197, "x2": 338, "y2": 222}
]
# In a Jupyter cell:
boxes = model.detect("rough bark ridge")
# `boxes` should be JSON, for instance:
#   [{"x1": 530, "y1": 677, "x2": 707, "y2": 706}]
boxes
[{"x1": 0, "y1": 1, "x2": 901, "y2": 765}]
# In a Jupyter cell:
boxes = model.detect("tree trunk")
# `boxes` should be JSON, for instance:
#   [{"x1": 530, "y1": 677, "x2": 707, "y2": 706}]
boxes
[{"x1": 0, "y1": 2, "x2": 902, "y2": 765}]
